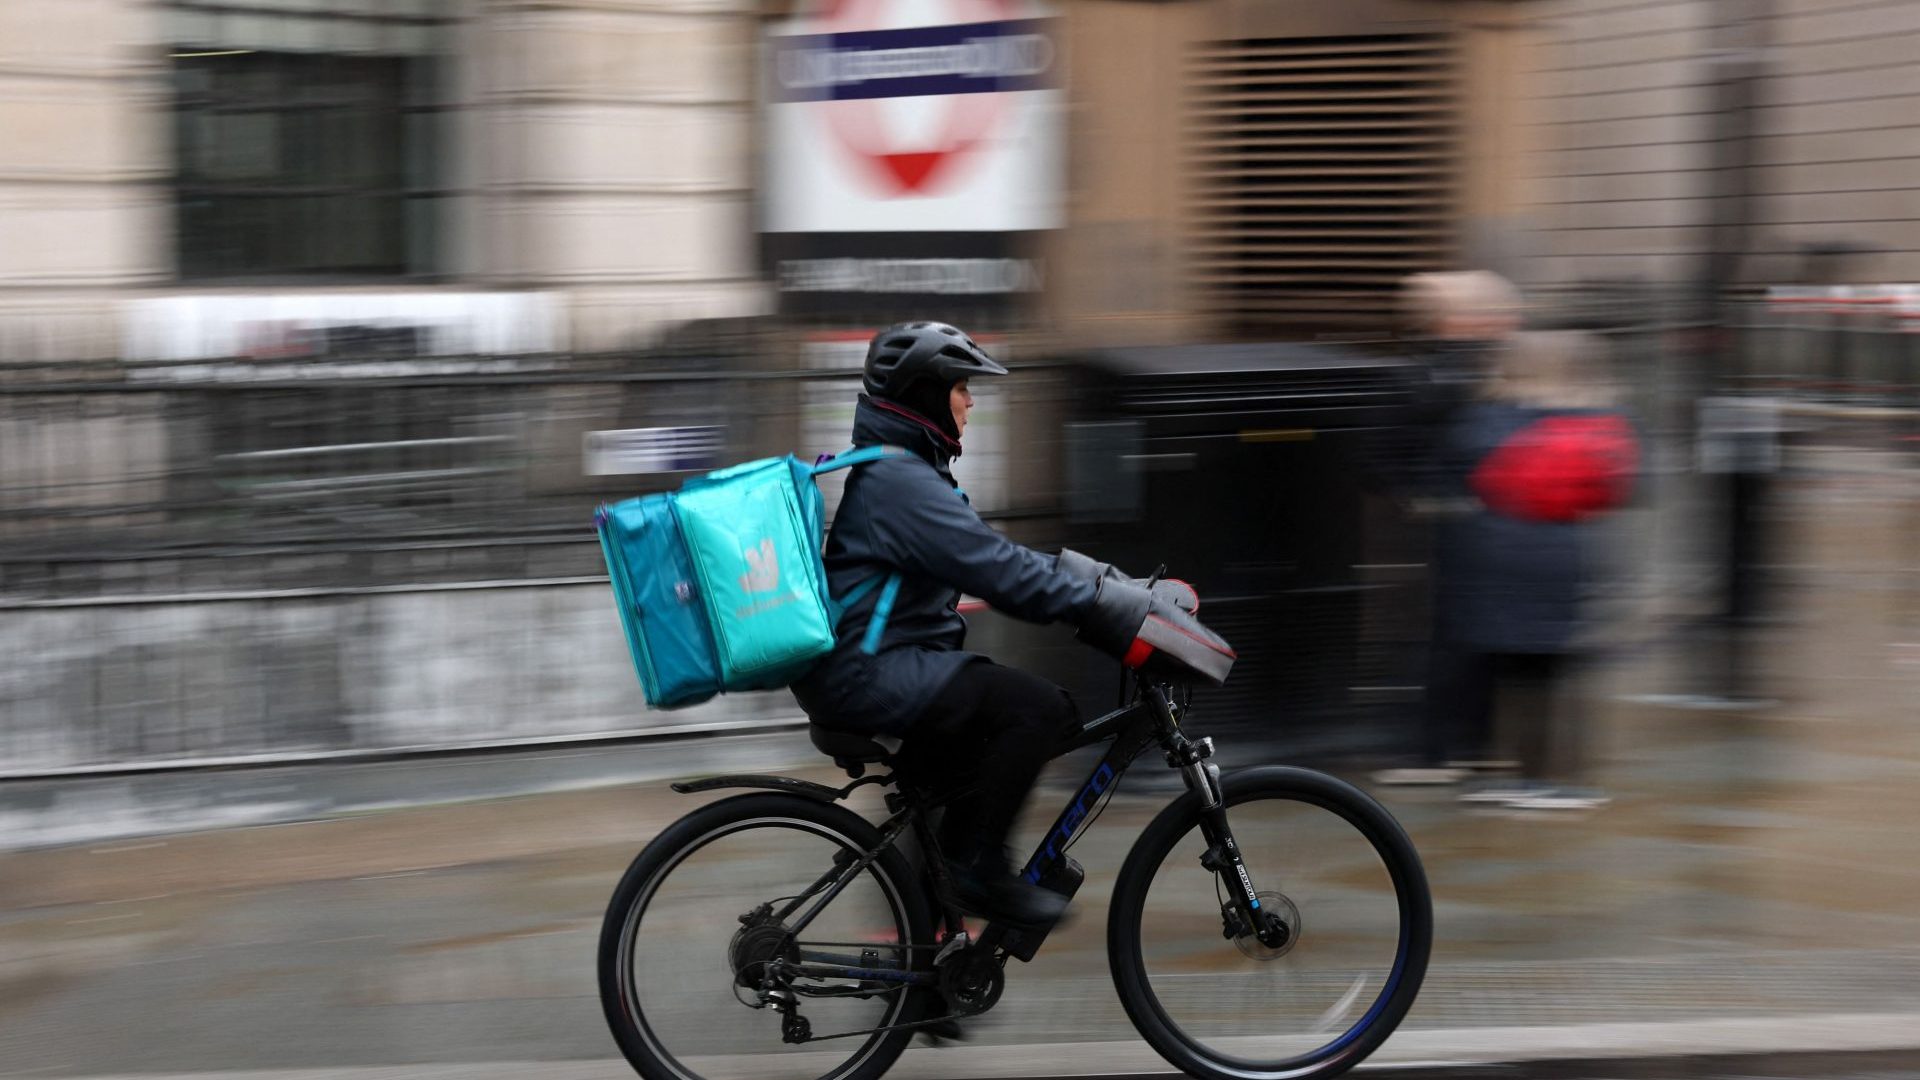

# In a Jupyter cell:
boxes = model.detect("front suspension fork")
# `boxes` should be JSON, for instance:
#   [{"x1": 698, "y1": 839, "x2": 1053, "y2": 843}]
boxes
[
  {"x1": 1146, "y1": 687, "x2": 1289, "y2": 949},
  {"x1": 1180, "y1": 742, "x2": 1289, "y2": 950}
]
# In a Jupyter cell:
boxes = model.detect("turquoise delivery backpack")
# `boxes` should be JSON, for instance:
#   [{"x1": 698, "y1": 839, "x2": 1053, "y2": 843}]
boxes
[{"x1": 594, "y1": 446, "x2": 909, "y2": 709}]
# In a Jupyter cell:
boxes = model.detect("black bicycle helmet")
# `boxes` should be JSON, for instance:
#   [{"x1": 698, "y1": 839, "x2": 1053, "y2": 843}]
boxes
[{"x1": 862, "y1": 321, "x2": 1008, "y2": 400}]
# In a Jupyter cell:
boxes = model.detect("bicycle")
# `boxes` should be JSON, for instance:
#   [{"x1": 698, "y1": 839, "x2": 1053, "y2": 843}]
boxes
[{"x1": 599, "y1": 665, "x2": 1432, "y2": 1080}]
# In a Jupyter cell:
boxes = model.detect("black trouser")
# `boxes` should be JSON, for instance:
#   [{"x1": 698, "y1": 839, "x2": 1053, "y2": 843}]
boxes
[
  {"x1": 1422, "y1": 642, "x2": 1496, "y2": 767},
  {"x1": 1424, "y1": 648, "x2": 1583, "y2": 782},
  {"x1": 1502, "y1": 653, "x2": 1583, "y2": 784},
  {"x1": 895, "y1": 661, "x2": 1078, "y2": 867}
]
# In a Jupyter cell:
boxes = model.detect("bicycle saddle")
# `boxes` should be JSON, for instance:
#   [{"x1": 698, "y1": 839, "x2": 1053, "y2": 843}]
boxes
[{"x1": 809, "y1": 726, "x2": 901, "y2": 777}]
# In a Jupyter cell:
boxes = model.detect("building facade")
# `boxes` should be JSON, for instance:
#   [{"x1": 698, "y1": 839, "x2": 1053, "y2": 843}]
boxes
[
  {"x1": 1526, "y1": 0, "x2": 1920, "y2": 290},
  {"x1": 3, "y1": 0, "x2": 1916, "y2": 364},
  {"x1": 0, "y1": 0, "x2": 766, "y2": 362}
]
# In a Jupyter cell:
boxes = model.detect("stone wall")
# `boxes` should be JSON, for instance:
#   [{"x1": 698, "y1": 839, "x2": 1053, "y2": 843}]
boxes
[
  {"x1": 0, "y1": 0, "x2": 167, "y2": 360},
  {"x1": 1526, "y1": 0, "x2": 1920, "y2": 287},
  {"x1": 0, "y1": 578, "x2": 793, "y2": 775}
]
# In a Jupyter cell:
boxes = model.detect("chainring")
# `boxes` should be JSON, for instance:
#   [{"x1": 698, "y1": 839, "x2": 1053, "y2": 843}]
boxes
[{"x1": 937, "y1": 948, "x2": 1005, "y2": 1015}]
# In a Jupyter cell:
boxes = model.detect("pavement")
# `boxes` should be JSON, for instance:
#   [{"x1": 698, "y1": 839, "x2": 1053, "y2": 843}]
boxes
[{"x1": 1, "y1": 450, "x2": 1917, "y2": 1079}]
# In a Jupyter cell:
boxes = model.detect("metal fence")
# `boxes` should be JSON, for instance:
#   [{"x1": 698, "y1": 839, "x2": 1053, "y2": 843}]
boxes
[
  {"x1": 0, "y1": 347, "x2": 1080, "y2": 599},
  {"x1": 1, "y1": 367, "x2": 686, "y2": 546}
]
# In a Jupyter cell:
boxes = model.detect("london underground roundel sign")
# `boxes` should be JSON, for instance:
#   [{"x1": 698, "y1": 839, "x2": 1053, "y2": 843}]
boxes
[{"x1": 764, "y1": 1, "x2": 1061, "y2": 234}]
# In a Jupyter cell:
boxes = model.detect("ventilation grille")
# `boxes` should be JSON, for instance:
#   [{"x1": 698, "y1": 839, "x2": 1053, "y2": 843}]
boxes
[
  {"x1": 1189, "y1": 34, "x2": 1460, "y2": 335},
  {"x1": 1116, "y1": 368, "x2": 1407, "y2": 416}
]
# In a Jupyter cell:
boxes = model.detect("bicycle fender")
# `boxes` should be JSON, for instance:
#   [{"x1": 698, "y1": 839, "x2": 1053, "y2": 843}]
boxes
[{"x1": 669, "y1": 773, "x2": 845, "y2": 802}]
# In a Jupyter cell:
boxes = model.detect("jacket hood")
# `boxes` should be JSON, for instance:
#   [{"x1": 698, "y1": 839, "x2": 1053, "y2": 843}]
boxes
[{"x1": 852, "y1": 394, "x2": 961, "y2": 469}]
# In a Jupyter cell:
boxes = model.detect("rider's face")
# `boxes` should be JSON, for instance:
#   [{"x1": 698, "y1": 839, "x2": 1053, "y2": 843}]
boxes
[{"x1": 950, "y1": 380, "x2": 973, "y2": 438}]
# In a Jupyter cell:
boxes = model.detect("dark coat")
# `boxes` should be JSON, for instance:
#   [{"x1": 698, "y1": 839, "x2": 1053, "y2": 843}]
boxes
[
  {"x1": 1357, "y1": 340, "x2": 1500, "y2": 501},
  {"x1": 790, "y1": 396, "x2": 1098, "y2": 734},
  {"x1": 1431, "y1": 400, "x2": 1620, "y2": 654}
]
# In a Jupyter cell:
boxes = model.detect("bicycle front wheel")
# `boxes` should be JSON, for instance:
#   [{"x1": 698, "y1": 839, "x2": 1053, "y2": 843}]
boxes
[
  {"x1": 599, "y1": 792, "x2": 934, "y2": 1080},
  {"x1": 1108, "y1": 766, "x2": 1431, "y2": 1080}
]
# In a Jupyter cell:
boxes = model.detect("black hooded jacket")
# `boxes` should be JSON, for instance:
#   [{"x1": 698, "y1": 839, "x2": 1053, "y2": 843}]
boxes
[{"x1": 790, "y1": 396, "x2": 1099, "y2": 733}]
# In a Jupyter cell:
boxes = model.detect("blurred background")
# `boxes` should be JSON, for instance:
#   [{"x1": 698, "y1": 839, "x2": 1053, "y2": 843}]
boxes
[{"x1": 2, "y1": 0, "x2": 1918, "y2": 1077}]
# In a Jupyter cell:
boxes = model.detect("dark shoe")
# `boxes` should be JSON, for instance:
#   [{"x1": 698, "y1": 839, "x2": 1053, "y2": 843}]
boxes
[
  {"x1": 947, "y1": 853, "x2": 1070, "y2": 928},
  {"x1": 918, "y1": 1016, "x2": 968, "y2": 1045}
]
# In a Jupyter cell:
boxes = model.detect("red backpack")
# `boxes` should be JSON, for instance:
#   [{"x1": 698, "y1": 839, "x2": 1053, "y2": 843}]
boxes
[{"x1": 1470, "y1": 414, "x2": 1638, "y2": 523}]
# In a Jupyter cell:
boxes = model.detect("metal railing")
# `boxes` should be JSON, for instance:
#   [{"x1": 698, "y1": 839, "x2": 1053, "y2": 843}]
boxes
[{"x1": 0, "y1": 351, "x2": 1075, "y2": 597}]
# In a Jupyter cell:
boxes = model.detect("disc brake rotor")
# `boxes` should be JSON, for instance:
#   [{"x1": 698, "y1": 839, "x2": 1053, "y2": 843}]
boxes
[{"x1": 1233, "y1": 890, "x2": 1301, "y2": 960}]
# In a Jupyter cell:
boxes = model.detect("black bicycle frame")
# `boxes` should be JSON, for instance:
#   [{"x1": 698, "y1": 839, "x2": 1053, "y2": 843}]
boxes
[
  {"x1": 771, "y1": 682, "x2": 1267, "y2": 995},
  {"x1": 1016, "y1": 694, "x2": 1163, "y2": 885},
  {"x1": 1007, "y1": 685, "x2": 1265, "y2": 954}
]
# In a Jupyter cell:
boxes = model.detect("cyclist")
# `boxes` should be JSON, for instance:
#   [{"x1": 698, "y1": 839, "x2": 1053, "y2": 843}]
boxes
[{"x1": 791, "y1": 321, "x2": 1219, "y2": 927}]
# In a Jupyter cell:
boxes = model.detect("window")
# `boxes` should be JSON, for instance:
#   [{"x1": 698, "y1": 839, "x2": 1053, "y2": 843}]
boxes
[{"x1": 167, "y1": 2, "x2": 453, "y2": 280}]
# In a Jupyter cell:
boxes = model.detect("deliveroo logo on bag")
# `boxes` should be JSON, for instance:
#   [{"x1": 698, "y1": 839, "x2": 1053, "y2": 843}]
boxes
[
  {"x1": 737, "y1": 538, "x2": 800, "y2": 618},
  {"x1": 741, "y1": 539, "x2": 781, "y2": 593}
]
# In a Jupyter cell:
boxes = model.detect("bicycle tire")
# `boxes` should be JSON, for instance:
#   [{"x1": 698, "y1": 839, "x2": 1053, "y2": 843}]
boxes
[
  {"x1": 1107, "y1": 766, "x2": 1432, "y2": 1080},
  {"x1": 599, "y1": 792, "x2": 936, "y2": 1080}
]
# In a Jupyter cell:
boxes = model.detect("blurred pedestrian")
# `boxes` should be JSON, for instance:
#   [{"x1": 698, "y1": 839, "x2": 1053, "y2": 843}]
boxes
[
  {"x1": 1370, "y1": 271, "x2": 1523, "y2": 786},
  {"x1": 1387, "y1": 271, "x2": 1522, "y2": 502},
  {"x1": 1432, "y1": 331, "x2": 1638, "y2": 810}
]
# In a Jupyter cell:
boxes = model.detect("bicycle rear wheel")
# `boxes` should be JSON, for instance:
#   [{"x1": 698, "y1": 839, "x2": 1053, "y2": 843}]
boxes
[
  {"x1": 599, "y1": 793, "x2": 934, "y2": 1080},
  {"x1": 1108, "y1": 766, "x2": 1431, "y2": 1080}
]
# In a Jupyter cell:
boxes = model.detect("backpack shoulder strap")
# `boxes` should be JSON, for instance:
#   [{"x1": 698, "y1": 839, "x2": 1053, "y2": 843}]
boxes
[
  {"x1": 828, "y1": 570, "x2": 886, "y2": 622},
  {"x1": 810, "y1": 444, "x2": 913, "y2": 476},
  {"x1": 813, "y1": 445, "x2": 929, "y2": 654},
  {"x1": 860, "y1": 572, "x2": 904, "y2": 655}
]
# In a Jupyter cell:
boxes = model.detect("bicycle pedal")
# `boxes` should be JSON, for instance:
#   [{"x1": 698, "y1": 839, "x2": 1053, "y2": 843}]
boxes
[{"x1": 933, "y1": 931, "x2": 970, "y2": 967}]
